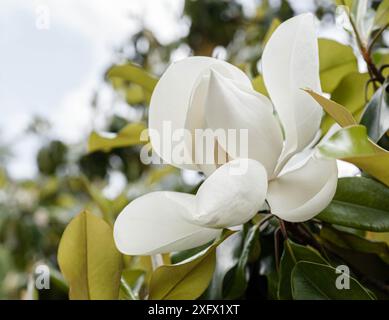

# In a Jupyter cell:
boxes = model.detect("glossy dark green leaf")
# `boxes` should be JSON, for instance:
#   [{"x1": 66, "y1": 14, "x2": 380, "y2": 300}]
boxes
[
  {"x1": 318, "y1": 177, "x2": 389, "y2": 231},
  {"x1": 322, "y1": 240, "x2": 389, "y2": 299},
  {"x1": 224, "y1": 224, "x2": 260, "y2": 299},
  {"x1": 291, "y1": 261, "x2": 374, "y2": 300},
  {"x1": 278, "y1": 240, "x2": 328, "y2": 300},
  {"x1": 201, "y1": 232, "x2": 243, "y2": 299},
  {"x1": 318, "y1": 125, "x2": 389, "y2": 187},
  {"x1": 320, "y1": 226, "x2": 389, "y2": 264},
  {"x1": 360, "y1": 81, "x2": 389, "y2": 142}
]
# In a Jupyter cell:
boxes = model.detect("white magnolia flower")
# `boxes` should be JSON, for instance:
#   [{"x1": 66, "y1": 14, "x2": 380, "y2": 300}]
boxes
[{"x1": 114, "y1": 13, "x2": 338, "y2": 255}]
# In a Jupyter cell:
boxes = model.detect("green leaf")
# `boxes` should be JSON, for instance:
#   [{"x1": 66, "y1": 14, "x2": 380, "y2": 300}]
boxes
[
  {"x1": 224, "y1": 224, "x2": 260, "y2": 299},
  {"x1": 87, "y1": 122, "x2": 147, "y2": 153},
  {"x1": 322, "y1": 240, "x2": 389, "y2": 299},
  {"x1": 146, "y1": 165, "x2": 178, "y2": 185},
  {"x1": 334, "y1": 0, "x2": 354, "y2": 10},
  {"x1": 375, "y1": 0, "x2": 389, "y2": 28},
  {"x1": 305, "y1": 89, "x2": 357, "y2": 129},
  {"x1": 317, "y1": 177, "x2": 389, "y2": 232},
  {"x1": 252, "y1": 74, "x2": 269, "y2": 97},
  {"x1": 201, "y1": 231, "x2": 244, "y2": 299},
  {"x1": 372, "y1": 49, "x2": 389, "y2": 71},
  {"x1": 263, "y1": 18, "x2": 281, "y2": 46},
  {"x1": 120, "y1": 269, "x2": 145, "y2": 300},
  {"x1": 330, "y1": 72, "x2": 371, "y2": 118},
  {"x1": 148, "y1": 231, "x2": 234, "y2": 300},
  {"x1": 318, "y1": 177, "x2": 389, "y2": 232},
  {"x1": 318, "y1": 39, "x2": 358, "y2": 94},
  {"x1": 125, "y1": 84, "x2": 146, "y2": 105},
  {"x1": 318, "y1": 125, "x2": 389, "y2": 187},
  {"x1": 360, "y1": 81, "x2": 389, "y2": 142},
  {"x1": 57, "y1": 211, "x2": 123, "y2": 300},
  {"x1": 107, "y1": 63, "x2": 158, "y2": 93},
  {"x1": 320, "y1": 226, "x2": 389, "y2": 264},
  {"x1": 310, "y1": 73, "x2": 371, "y2": 133},
  {"x1": 291, "y1": 261, "x2": 374, "y2": 300},
  {"x1": 278, "y1": 240, "x2": 328, "y2": 300}
]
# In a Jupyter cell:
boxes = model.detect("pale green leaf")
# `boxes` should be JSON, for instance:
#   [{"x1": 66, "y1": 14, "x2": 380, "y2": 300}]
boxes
[
  {"x1": 318, "y1": 39, "x2": 358, "y2": 93},
  {"x1": 263, "y1": 18, "x2": 281, "y2": 46},
  {"x1": 149, "y1": 231, "x2": 234, "y2": 300},
  {"x1": 334, "y1": 0, "x2": 354, "y2": 10},
  {"x1": 108, "y1": 63, "x2": 158, "y2": 93},
  {"x1": 305, "y1": 89, "x2": 357, "y2": 128},
  {"x1": 318, "y1": 125, "x2": 389, "y2": 187},
  {"x1": 87, "y1": 122, "x2": 147, "y2": 153},
  {"x1": 252, "y1": 74, "x2": 269, "y2": 97},
  {"x1": 57, "y1": 210, "x2": 122, "y2": 300},
  {"x1": 375, "y1": 0, "x2": 389, "y2": 28}
]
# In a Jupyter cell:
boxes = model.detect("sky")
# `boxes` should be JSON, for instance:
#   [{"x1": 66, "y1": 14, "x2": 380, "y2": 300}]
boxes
[
  {"x1": 0, "y1": 0, "x2": 358, "y2": 181},
  {"x1": 0, "y1": 0, "x2": 186, "y2": 178}
]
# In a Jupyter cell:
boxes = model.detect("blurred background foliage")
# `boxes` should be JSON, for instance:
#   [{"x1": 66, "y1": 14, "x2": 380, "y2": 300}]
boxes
[{"x1": 1, "y1": 0, "x2": 389, "y2": 299}]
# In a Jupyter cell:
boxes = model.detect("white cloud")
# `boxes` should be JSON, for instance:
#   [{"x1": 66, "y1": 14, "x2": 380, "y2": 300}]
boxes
[{"x1": 0, "y1": 0, "x2": 184, "y2": 178}]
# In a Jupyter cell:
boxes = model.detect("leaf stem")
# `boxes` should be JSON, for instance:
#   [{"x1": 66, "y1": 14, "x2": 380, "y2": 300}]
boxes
[
  {"x1": 257, "y1": 213, "x2": 274, "y2": 231},
  {"x1": 120, "y1": 278, "x2": 137, "y2": 300},
  {"x1": 348, "y1": 12, "x2": 385, "y2": 84},
  {"x1": 278, "y1": 219, "x2": 288, "y2": 240}
]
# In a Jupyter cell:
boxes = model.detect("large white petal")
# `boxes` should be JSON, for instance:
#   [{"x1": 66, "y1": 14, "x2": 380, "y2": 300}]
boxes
[
  {"x1": 113, "y1": 191, "x2": 221, "y2": 255},
  {"x1": 262, "y1": 13, "x2": 323, "y2": 175},
  {"x1": 194, "y1": 159, "x2": 268, "y2": 228},
  {"x1": 204, "y1": 70, "x2": 283, "y2": 175},
  {"x1": 149, "y1": 56, "x2": 250, "y2": 170},
  {"x1": 197, "y1": 139, "x2": 229, "y2": 177},
  {"x1": 267, "y1": 155, "x2": 338, "y2": 222}
]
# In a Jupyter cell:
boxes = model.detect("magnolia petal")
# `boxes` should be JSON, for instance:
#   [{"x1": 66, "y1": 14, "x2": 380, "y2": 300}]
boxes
[
  {"x1": 113, "y1": 191, "x2": 221, "y2": 255},
  {"x1": 204, "y1": 70, "x2": 283, "y2": 175},
  {"x1": 149, "y1": 56, "x2": 250, "y2": 170},
  {"x1": 262, "y1": 13, "x2": 322, "y2": 173},
  {"x1": 197, "y1": 139, "x2": 229, "y2": 177},
  {"x1": 267, "y1": 155, "x2": 338, "y2": 222},
  {"x1": 194, "y1": 159, "x2": 268, "y2": 228}
]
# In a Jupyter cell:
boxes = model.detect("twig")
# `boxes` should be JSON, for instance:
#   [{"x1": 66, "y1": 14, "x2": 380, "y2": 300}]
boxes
[
  {"x1": 348, "y1": 12, "x2": 385, "y2": 84},
  {"x1": 368, "y1": 23, "x2": 389, "y2": 55},
  {"x1": 278, "y1": 219, "x2": 288, "y2": 240}
]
